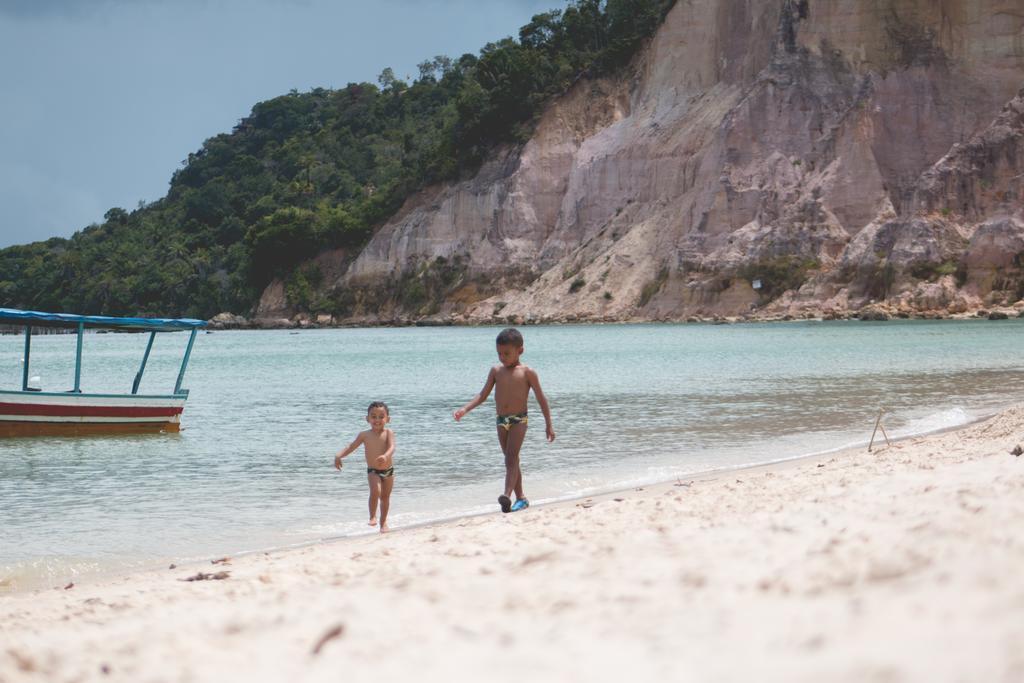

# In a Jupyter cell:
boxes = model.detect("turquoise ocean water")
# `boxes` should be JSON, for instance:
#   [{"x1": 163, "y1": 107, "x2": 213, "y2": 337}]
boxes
[{"x1": 1, "y1": 320, "x2": 1023, "y2": 591}]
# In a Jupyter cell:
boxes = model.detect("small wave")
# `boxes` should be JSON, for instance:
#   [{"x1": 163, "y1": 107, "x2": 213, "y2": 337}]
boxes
[
  {"x1": 0, "y1": 557, "x2": 113, "y2": 594},
  {"x1": 889, "y1": 406, "x2": 975, "y2": 439},
  {"x1": 292, "y1": 502, "x2": 499, "y2": 540}
]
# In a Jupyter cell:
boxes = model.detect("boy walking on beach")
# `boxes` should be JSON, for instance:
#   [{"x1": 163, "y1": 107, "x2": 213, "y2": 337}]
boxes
[
  {"x1": 454, "y1": 328, "x2": 555, "y2": 513},
  {"x1": 334, "y1": 401, "x2": 396, "y2": 533}
]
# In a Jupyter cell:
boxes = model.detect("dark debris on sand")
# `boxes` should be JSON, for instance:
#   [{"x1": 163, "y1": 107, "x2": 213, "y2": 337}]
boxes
[
  {"x1": 311, "y1": 624, "x2": 345, "y2": 655},
  {"x1": 180, "y1": 571, "x2": 231, "y2": 582}
]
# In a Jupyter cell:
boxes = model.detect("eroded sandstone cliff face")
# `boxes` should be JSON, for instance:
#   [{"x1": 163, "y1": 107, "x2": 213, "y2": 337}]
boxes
[{"x1": 258, "y1": 0, "x2": 1024, "y2": 323}]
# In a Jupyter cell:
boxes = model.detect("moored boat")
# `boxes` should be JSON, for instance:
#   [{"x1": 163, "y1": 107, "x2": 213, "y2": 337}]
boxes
[{"x1": 0, "y1": 308, "x2": 205, "y2": 436}]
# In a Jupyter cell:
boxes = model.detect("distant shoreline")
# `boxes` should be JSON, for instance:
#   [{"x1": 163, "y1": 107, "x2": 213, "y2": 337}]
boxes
[
  {"x1": 208, "y1": 305, "x2": 1023, "y2": 330},
  {"x1": 1, "y1": 305, "x2": 1019, "y2": 335}
]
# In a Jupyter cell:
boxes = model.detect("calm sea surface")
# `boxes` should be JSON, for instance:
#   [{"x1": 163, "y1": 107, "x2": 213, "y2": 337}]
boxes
[{"x1": 2, "y1": 320, "x2": 1023, "y2": 591}]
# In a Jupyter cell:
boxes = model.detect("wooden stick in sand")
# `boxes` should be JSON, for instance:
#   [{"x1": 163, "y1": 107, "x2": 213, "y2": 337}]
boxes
[{"x1": 868, "y1": 408, "x2": 892, "y2": 452}]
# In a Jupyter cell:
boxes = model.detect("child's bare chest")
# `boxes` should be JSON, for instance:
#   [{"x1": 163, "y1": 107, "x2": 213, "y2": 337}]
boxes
[
  {"x1": 494, "y1": 367, "x2": 529, "y2": 399},
  {"x1": 362, "y1": 431, "x2": 389, "y2": 455}
]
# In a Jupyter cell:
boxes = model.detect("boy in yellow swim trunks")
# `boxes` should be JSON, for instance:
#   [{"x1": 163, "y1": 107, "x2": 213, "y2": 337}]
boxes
[
  {"x1": 334, "y1": 401, "x2": 396, "y2": 533},
  {"x1": 454, "y1": 328, "x2": 555, "y2": 513}
]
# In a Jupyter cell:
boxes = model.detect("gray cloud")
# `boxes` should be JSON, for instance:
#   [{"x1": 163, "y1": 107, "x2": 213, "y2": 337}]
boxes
[
  {"x1": 0, "y1": 0, "x2": 285, "y2": 19},
  {"x1": 0, "y1": 0, "x2": 547, "y2": 19},
  {"x1": 0, "y1": 0, "x2": 128, "y2": 18}
]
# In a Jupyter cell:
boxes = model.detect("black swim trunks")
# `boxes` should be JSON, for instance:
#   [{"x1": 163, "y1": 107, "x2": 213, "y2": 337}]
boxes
[{"x1": 367, "y1": 466, "x2": 394, "y2": 478}]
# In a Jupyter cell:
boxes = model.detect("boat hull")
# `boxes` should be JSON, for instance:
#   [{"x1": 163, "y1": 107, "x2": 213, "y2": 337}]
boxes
[{"x1": 0, "y1": 391, "x2": 186, "y2": 437}]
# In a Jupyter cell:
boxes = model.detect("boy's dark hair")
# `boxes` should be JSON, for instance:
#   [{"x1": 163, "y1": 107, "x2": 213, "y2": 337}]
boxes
[
  {"x1": 496, "y1": 328, "x2": 524, "y2": 346},
  {"x1": 367, "y1": 401, "x2": 389, "y2": 415}
]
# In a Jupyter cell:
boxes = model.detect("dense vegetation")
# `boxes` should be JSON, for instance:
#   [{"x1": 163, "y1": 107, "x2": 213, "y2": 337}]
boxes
[{"x1": 0, "y1": 0, "x2": 676, "y2": 319}]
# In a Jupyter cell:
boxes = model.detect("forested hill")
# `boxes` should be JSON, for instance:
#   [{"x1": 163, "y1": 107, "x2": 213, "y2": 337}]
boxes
[{"x1": 0, "y1": 0, "x2": 676, "y2": 319}]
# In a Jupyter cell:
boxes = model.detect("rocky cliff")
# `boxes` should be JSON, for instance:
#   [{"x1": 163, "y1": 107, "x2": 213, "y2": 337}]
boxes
[{"x1": 256, "y1": 0, "x2": 1024, "y2": 324}]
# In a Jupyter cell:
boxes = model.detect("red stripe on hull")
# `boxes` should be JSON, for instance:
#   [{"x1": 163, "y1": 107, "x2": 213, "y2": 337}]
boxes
[
  {"x1": 0, "y1": 421, "x2": 181, "y2": 437},
  {"x1": 0, "y1": 403, "x2": 183, "y2": 418}
]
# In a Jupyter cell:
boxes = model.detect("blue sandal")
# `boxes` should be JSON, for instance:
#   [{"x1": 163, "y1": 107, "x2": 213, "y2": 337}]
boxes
[{"x1": 511, "y1": 498, "x2": 530, "y2": 512}]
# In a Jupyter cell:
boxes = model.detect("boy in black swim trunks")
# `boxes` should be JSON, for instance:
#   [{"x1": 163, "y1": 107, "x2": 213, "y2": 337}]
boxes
[
  {"x1": 454, "y1": 328, "x2": 555, "y2": 513},
  {"x1": 334, "y1": 401, "x2": 396, "y2": 533}
]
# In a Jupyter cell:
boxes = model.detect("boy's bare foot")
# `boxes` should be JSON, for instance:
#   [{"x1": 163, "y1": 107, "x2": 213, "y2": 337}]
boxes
[
  {"x1": 498, "y1": 495, "x2": 512, "y2": 513},
  {"x1": 368, "y1": 517, "x2": 377, "y2": 527},
  {"x1": 380, "y1": 523, "x2": 389, "y2": 534}
]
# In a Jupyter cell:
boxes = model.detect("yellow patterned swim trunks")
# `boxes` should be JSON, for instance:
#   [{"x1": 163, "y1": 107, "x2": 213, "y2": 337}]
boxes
[{"x1": 496, "y1": 412, "x2": 528, "y2": 430}]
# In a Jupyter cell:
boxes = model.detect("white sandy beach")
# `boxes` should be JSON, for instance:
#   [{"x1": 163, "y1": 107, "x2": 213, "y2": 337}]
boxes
[{"x1": 2, "y1": 408, "x2": 1023, "y2": 683}]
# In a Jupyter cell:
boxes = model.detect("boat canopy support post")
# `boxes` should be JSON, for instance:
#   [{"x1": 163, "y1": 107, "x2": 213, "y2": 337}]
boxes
[
  {"x1": 132, "y1": 331, "x2": 156, "y2": 395},
  {"x1": 174, "y1": 329, "x2": 197, "y2": 396},
  {"x1": 73, "y1": 322, "x2": 84, "y2": 393},
  {"x1": 22, "y1": 325, "x2": 31, "y2": 391}
]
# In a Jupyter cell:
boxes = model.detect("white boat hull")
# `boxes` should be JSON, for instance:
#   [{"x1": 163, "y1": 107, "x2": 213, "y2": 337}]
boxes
[{"x1": 0, "y1": 391, "x2": 187, "y2": 436}]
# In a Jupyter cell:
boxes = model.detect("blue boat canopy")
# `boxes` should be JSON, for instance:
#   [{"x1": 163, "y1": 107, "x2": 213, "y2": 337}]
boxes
[{"x1": 0, "y1": 308, "x2": 207, "y2": 331}]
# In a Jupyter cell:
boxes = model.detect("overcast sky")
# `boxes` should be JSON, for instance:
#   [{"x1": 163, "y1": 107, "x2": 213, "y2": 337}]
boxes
[{"x1": 0, "y1": 0, "x2": 555, "y2": 248}]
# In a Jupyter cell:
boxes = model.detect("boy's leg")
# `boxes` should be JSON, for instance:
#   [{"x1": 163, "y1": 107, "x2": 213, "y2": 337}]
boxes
[
  {"x1": 367, "y1": 472, "x2": 381, "y2": 526},
  {"x1": 499, "y1": 423, "x2": 527, "y2": 500},
  {"x1": 496, "y1": 428, "x2": 513, "y2": 511},
  {"x1": 379, "y1": 476, "x2": 394, "y2": 532}
]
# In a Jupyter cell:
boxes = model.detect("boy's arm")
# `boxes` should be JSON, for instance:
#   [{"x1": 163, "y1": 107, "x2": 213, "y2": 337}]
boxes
[
  {"x1": 453, "y1": 368, "x2": 496, "y2": 421},
  {"x1": 527, "y1": 368, "x2": 555, "y2": 442},
  {"x1": 334, "y1": 433, "x2": 364, "y2": 470},
  {"x1": 375, "y1": 429, "x2": 396, "y2": 465}
]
